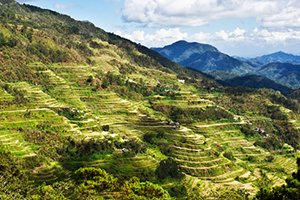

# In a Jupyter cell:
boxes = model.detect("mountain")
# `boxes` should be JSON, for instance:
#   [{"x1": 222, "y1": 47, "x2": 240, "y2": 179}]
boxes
[
  {"x1": 152, "y1": 40, "x2": 254, "y2": 79},
  {"x1": 257, "y1": 62, "x2": 300, "y2": 89},
  {"x1": 0, "y1": 2, "x2": 300, "y2": 200},
  {"x1": 249, "y1": 51, "x2": 300, "y2": 66},
  {"x1": 152, "y1": 40, "x2": 219, "y2": 63},
  {"x1": 222, "y1": 75, "x2": 291, "y2": 94},
  {"x1": 154, "y1": 41, "x2": 300, "y2": 89}
]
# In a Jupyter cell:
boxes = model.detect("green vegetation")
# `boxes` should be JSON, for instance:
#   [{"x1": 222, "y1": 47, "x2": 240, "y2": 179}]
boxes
[
  {"x1": 256, "y1": 158, "x2": 300, "y2": 200},
  {"x1": 0, "y1": 1, "x2": 300, "y2": 199}
]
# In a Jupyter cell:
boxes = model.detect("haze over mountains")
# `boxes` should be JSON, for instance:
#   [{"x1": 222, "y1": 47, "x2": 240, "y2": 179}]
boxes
[
  {"x1": 246, "y1": 51, "x2": 300, "y2": 67},
  {"x1": 153, "y1": 40, "x2": 300, "y2": 90}
]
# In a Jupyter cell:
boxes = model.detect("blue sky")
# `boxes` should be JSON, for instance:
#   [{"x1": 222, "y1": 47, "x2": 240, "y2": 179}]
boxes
[{"x1": 17, "y1": 0, "x2": 300, "y2": 57}]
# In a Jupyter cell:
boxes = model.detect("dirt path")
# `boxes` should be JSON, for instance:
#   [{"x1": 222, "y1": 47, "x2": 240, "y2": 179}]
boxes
[
  {"x1": 195, "y1": 121, "x2": 246, "y2": 128},
  {"x1": 0, "y1": 108, "x2": 50, "y2": 113}
]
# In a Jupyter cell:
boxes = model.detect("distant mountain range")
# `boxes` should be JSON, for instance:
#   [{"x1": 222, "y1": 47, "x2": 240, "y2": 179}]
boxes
[
  {"x1": 247, "y1": 51, "x2": 300, "y2": 67},
  {"x1": 152, "y1": 41, "x2": 254, "y2": 80},
  {"x1": 257, "y1": 62, "x2": 300, "y2": 89},
  {"x1": 153, "y1": 41, "x2": 300, "y2": 91},
  {"x1": 222, "y1": 75, "x2": 291, "y2": 94}
]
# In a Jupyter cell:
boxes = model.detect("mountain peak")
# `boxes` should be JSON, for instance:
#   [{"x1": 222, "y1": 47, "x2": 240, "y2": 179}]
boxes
[
  {"x1": 166, "y1": 40, "x2": 219, "y2": 52},
  {"x1": 153, "y1": 40, "x2": 254, "y2": 78},
  {"x1": 152, "y1": 40, "x2": 220, "y2": 62},
  {"x1": 241, "y1": 51, "x2": 300, "y2": 67},
  {"x1": 271, "y1": 51, "x2": 290, "y2": 56},
  {"x1": 277, "y1": 51, "x2": 285, "y2": 54},
  {"x1": 172, "y1": 40, "x2": 189, "y2": 45},
  {"x1": 261, "y1": 51, "x2": 299, "y2": 57}
]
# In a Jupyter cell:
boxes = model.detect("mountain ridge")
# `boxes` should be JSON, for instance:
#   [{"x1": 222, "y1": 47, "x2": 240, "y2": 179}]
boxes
[
  {"x1": 154, "y1": 40, "x2": 300, "y2": 90},
  {"x1": 152, "y1": 40, "x2": 219, "y2": 64},
  {"x1": 257, "y1": 62, "x2": 300, "y2": 89},
  {"x1": 152, "y1": 40, "x2": 254, "y2": 79},
  {"x1": 247, "y1": 51, "x2": 300, "y2": 66},
  {"x1": 222, "y1": 74, "x2": 292, "y2": 94}
]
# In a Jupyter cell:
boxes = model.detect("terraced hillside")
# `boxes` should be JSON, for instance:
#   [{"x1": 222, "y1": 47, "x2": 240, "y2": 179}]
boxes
[
  {"x1": 0, "y1": 1, "x2": 299, "y2": 199},
  {"x1": 145, "y1": 84, "x2": 299, "y2": 198}
]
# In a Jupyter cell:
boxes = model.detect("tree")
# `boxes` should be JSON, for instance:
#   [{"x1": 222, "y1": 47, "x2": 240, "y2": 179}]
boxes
[
  {"x1": 32, "y1": 184, "x2": 67, "y2": 200},
  {"x1": 102, "y1": 125, "x2": 110, "y2": 132},
  {"x1": 255, "y1": 157, "x2": 300, "y2": 200},
  {"x1": 121, "y1": 177, "x2": 170, "y2": 200},
  {"x1": 101, "y1": 77, "x2": 110, "y2": 89},
  {"x1": 74, "y1": 167, "x2": 119, "y2": 194},
  {"x1": 156, "y1": 158, "x2": 182, "y2": 179}
]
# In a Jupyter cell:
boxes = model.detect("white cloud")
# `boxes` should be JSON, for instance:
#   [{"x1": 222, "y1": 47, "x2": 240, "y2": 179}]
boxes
[
  {"x1": 261, "y1": 5, "x2": 300, "y2": 29},
  {"x1": 115, "y1": 28, "x2": 188, "y2": 47},
  {"x1": 254, "y1": 29, "x2": 300, "y2": 43},
  {"x1": 191, "y1": 32, "x2": 213, "y2": 43},
  {"x1": 211, "y1": 28, "x2": 300, "y2": 44},
  {"x1": 212, "y1": 28, "x2": 300, "y2": 56},
  {"x1": 122, "y1": 0, "x2": 300, "y2": 29},
  {"x1": 215, "y1": 27, "x2": 246, "y2": 42},
  {"x1": 116, "y1": 26, "x2": 300, "y2": 51}
]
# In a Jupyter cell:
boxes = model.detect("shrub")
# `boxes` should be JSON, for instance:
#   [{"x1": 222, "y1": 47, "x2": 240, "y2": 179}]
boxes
[
  {"x1": 156, "y1": 158, "x2": 182, "y2": 179},
  {"x1": 246, "y1": 155, "x2": 257, "y2": 162},
  {"x1": 223, "y1": 151, "x2": 235, "y2": 161},
  {"x1": 57, "y1": 107, "x2": 83, "y2": 120},
  {"x1": 256, "y1": 158, "x2": 300, "y2": 200},
  {"x1": 0, "y1": 32, "x2": 18, "y2": 47},
  {"x1": 143, "y1": 133, "x2": 156, "y2": 144},
  {"x1": 265, "y1": 155, "x2": 274, "y2": 162},
  {"x1": 27, "y1": 42, "x2": 69, "y2": 63},
  {"x1": 241, "y1": 125, "x2": 257, "y2": 137},
  {"x1": 33, "y1": 184, "x2": 67, "y2": 200},
  {"x1": 117, "y1": 138, "x2": 146, "y2": 154},
  {"x1": 102, "y1": 125, "x2": 110, "y2": 132},
  {"x1": 75, "y1": 167, "x2": 119, "y2": 193},
  {"x1": 121, "y1": 177, "x2": 170, "y2": 200}
]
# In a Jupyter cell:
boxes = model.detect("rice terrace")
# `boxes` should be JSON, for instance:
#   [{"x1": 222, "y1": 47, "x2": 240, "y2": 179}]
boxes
[{"x1": 0, "y1": 0, "x2": 300, "y2": 199}]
